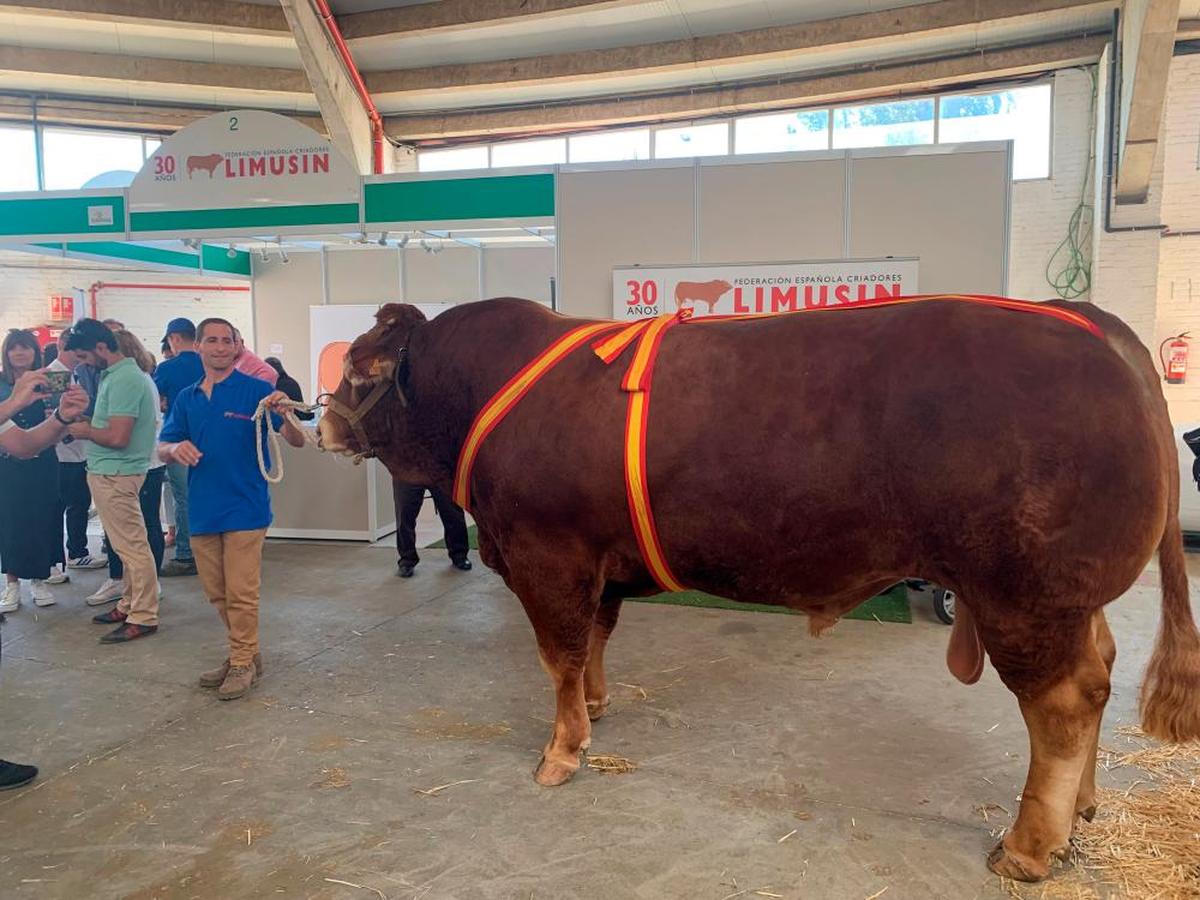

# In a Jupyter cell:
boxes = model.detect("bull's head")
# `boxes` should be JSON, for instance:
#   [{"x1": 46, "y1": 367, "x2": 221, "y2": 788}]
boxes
[{"x1": 317, "y1": 303, "x2": 428, "y2": 461}]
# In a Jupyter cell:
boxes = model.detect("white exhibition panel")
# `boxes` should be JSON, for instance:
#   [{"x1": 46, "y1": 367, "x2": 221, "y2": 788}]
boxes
[
  {"x1": 253, "y1": 242, "x2": 556, "y2": 401},
  {"x1": 698, "y1": 158, "x2": 847, "y2": 263},
  {"x1": 405, "y1": 246, "x2": 481, "y2": 303},
  {"x1": 325, "y1": 247, "x2": 402, "y2": 305},
  {"x1": 128, "y1": 109, "x2": 359, "y2": 232},
  {"x1": 558, "y1": 145, "x2": 1011, "y2": 320},
  {"x1": 558, "y1": 165, "x2": 697, "y2": 320},
  {"x1": 612, "y1": 258, "x2": 920, "y2": 320},
  {"x1": 482, "y1": 247, "x2": 555, "y2": 305},
  {"x1": 847, "y1": 148, "x2": 1010, "y2": 295}
]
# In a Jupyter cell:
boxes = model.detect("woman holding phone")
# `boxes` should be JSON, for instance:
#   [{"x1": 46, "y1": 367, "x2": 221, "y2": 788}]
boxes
[{"x1": 0, "y1": 330, "x2": 62, "y2": 612}]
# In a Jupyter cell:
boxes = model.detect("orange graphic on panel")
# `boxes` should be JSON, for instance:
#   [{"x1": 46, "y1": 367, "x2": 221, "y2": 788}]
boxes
[{"x1": 317, "y1": 341, "x2": 352, "y2": 395}]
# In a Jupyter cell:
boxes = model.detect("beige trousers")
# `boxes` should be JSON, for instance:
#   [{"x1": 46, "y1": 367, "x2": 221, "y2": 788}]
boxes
[
  {"x1": 191, "y1": 528, "x2": 267, "y2": 667},
  {"x1": 87, "y1": 473, "x2": 159, "y2": 627}
]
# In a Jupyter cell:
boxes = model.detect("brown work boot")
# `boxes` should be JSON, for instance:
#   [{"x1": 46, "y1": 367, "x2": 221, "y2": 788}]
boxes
[
  {"x1": 199, "y1": 653, "x2": 263, "y2": 689},
  {"x1": 217, "y1": 664, "x2": 256, "y2": 701}
]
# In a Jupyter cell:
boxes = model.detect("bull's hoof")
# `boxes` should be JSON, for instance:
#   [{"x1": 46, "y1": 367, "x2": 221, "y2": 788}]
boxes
[
  {"x1": 586, "y1": 697, "x2": 610, "y2": 722},
  {"x1": 533, "y1": 755, "x2": 579, "y2": 786},
  {"x1": 987, "y1": 841, "x2": 1049, "y2": 883},
  {"x1": 1076, "y1": 803, "x2": 1097, "y2": 823}
]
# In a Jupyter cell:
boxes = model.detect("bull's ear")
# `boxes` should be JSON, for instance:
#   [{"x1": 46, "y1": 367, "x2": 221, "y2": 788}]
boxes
[
  {"x1": 375, "y1": 303, "x2": 427, "y2": 332},
  {"x1": 346, "y1": 303, "x2": 428, "y2": 384}
]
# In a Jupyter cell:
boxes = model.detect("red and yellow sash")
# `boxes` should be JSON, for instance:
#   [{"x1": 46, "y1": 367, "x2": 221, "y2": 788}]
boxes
[
  {"x1": 452, "y1": 319, "x2": 624, "y2": 510},
  {"x1": 452, "y1": 294, "x2": 1105, "y2": 592}
]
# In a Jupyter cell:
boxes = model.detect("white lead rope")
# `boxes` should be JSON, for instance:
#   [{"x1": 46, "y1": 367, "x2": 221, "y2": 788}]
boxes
[{"x1": 252, "y1": 397, "x2": 320, "y2": 483}]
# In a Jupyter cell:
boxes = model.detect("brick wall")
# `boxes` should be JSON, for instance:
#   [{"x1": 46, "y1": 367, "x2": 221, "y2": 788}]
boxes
[
  {"x1": 1009, "y1": 67, "x2": 1098, "y2": 301},
  {"x1": 1152, "y1": 53, "x2": 1200, "y2": 424},
  {"x1": 0, "y1": 249, "x2": 250, "y2": 359}
]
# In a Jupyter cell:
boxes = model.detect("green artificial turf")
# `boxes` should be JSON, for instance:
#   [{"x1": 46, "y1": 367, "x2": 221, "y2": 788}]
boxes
[{"x1": 428, "y1": 525, "x2": 911, "y2": 624}]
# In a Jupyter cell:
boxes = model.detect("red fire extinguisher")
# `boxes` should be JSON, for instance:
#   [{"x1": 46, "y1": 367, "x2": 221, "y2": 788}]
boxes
[{"x1": 1160, "y1": 333, "x2": 1191, "y2": 384}]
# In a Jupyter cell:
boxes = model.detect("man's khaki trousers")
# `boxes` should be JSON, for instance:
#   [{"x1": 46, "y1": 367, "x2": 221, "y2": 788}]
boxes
[
  {"x1": 191, "y1": 529, "x2": 267, "y2": 667},
  {"x1": 87, "y1": 473, "x2": 158, "y2": 627}
]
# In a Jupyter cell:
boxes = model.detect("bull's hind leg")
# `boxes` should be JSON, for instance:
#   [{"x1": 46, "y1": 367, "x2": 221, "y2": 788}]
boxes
[
  {"x1": 1075, "y1": 610, "x2": 1116, "y2": 823},
  {"x1": 986, "y1": 614, "x2": 1111, "y2": 882},
  {"x1": 585, "y1": 599, "x2": 622, "y2": 721}
]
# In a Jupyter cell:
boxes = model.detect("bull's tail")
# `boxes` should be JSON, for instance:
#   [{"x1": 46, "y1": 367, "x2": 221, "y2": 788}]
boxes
[
  {"x1": 1139, "y1": 470, "x2": 1200, "y2": 742},
  {"x1": 1070, "y1": 298, "x2": 1200, "y2": 742}
]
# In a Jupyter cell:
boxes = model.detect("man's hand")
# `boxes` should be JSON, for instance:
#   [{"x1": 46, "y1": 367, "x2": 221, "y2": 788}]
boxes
[
  {"x1": 169, "y1": 440, "x2": 203, "y2": 466},
  {"x1": 66, "y1": 420, "x2": 92, "y2": 440},
  {"x1": 263, "y1": 390, "x2": 292, "y2": 413},
  {"x1": 9, "y1": 371, "x2": 50, "y2": 407},
  {"x1": 57, "y1": 385, "x2": 88, "y2": 421}
]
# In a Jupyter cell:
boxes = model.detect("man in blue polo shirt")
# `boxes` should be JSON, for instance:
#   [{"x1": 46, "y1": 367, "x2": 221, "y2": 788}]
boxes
[
  {"x1": 158, "y1": 318, "x2": 305, "y2": 700},
  {"x1": 154, "y1": 317, "x2": 204, "y2": 577}
]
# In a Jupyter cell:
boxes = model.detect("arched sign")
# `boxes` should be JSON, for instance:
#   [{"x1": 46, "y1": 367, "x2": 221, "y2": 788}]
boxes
[{"x1": 129, "y1": 110, "x2": 360, "y2": 235}]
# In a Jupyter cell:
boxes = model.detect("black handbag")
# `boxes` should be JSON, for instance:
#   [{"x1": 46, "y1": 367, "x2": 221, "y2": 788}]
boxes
[{"x1": 1183, "y1": 427, "x2": 1200, "y2": 488}]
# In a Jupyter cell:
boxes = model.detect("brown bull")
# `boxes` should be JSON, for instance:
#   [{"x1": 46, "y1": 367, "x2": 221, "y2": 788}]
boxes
[
  {"x1": 318, "y1": 297, "x2": 1200, "y2": 883},
  {"x1": 186, "y1": 153, "x2": 224, "y2": 178},
  {"x1": 674, "y1": 278, "x2": 733, "y2": 312}
]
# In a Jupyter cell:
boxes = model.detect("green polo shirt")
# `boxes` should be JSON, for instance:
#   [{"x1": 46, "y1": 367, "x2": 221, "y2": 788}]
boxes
[{"x1": 86, "y1": 357, "x2": 157, "y2": 476}]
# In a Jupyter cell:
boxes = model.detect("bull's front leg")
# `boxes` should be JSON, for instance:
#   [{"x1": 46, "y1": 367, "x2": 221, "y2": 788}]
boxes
[
  {"x1": 507, "y1": 546, "x2": 602, "y2": 787},
  {"x1": 535, "y1": 639, "x2": 592, "y2": 786}
]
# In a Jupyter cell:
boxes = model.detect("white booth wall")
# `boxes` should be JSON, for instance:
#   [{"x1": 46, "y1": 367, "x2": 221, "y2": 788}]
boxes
[
  {"x1": 555, "y1": 145, "x2": 1011, "y2": 319},
  {"x1": 253, "y1": 245, "x2": 554, "y2": 399}
]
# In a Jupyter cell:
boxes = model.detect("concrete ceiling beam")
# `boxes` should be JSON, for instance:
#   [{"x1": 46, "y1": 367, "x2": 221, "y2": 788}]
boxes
[
  {"x1": 1175, "y1": 16, "x2": 1200, "y2": 38},
  {"x1": 1115, "y1": 0, "x2": 1181, "y2": 204},
  {"x1": 0, "y1": 0, "x2": 288, "y2": 35},
  {"x1": 384, "y1": 34, "x2": 1107, "y2": 141},
  {"x1": 278, "y1": 0, "x2": 374, "y2": 175},
  {"x1": 0, "y1": 95, "x2": 325, "y2": 133},
  {"x1": 363, "y1": 0, "x2": 1118, "y2": 96},
  {"x1": 0, "y1": 44, "x2": 310, "y2": 92},
  {"x1": 339, "y1": 0, "x2": 643, "y2": 40}
]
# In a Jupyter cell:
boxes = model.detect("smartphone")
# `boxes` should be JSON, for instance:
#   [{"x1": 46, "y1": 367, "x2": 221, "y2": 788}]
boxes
[{"x1": 44, "y1": 370, "x2": 71, "y2": 394}]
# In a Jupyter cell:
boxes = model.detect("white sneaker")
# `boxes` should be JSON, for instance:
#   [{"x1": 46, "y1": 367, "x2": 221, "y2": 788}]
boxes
[
  {"x1": 86, "y1": 578, "x2": 125, "y2": 607},
  {"x1": 0, "y1": 583, "x2": 18, "y2": 614},
  {"x1": 45, "y1": 565, "x2": 69, "y2": 585},
  {"x1": 68, "y1": 554, "x2": 108, "y2": 569},
  {"x1": 30, "y1": 580, "x2": 55, "y2": 608}
]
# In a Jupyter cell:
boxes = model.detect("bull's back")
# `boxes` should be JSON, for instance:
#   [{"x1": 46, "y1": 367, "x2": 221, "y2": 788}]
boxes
[{"x1": 641, "y1": 300, "x2": 1167, "y2": 608}]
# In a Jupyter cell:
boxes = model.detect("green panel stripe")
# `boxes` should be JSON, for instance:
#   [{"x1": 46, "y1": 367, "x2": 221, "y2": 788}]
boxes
[
  {"x1": 365, "y1": 173, "x2": 554, "y2": 223},
  {"x1": 130, "y1": 202, "x2": 359, "y2": 232},
  {"x1": 200, "y1": 243, "x2": 253, "y2": 276},
  {"x1": 0, "y1": 196, "x2": 125, "y2": 237},
  {"x1": 32, "y1": 241, "x2": 251, "y2": 277}
]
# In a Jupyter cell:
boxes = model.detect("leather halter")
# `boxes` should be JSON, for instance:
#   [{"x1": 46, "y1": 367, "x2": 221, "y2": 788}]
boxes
[{"x1": 322, "y1": 347, "x2": 407, "y2": 457}]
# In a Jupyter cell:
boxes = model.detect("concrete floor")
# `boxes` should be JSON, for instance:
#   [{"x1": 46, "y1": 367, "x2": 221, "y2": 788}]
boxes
[{"x1": 0, "y1": 541, "x2": 1190, "y2": 900}]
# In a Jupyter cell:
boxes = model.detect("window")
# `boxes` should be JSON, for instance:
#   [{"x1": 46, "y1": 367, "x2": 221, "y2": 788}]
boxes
[
  {"x1": 143, "y1": 137, "x2": 162, "y2": 160},
  {"x1": 569, "y1": 129, "x2": 651, "y2": 163},
  {"x1": 41, "y1": 127, "x2": 146, "y2": 191},
  {"x1": 832, "y1": 99, "x2": 936, "y2": 149},
  {"x1": 938, "y1": 83, "x2": 1052, "y2": 180},
  {"x1": 0, "y1": 126, "x2": 38, "y2": 192},
  {"x1": 418, "y1": 146, "x2": 489, "y2": 172},
  {"x1": 490, "y1": 137, "x2": 566, "y2": 168},
  {"x1": 735, "y1": 110, "x2": 830, "y2": 154},
  {"x1": 654, "y1": 122, "x2": 729, "y2": 159}
]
